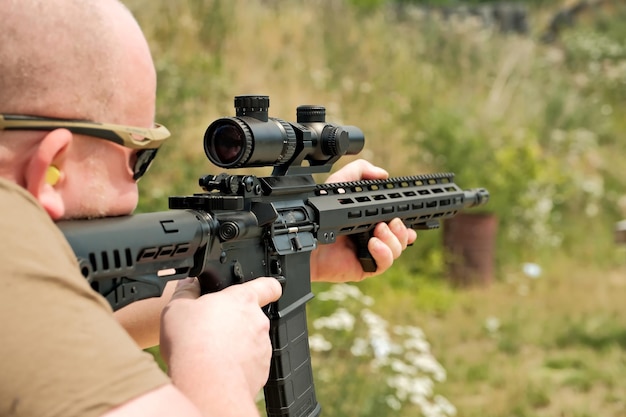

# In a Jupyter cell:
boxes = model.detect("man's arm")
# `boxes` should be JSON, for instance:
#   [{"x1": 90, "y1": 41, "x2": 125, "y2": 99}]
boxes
[
  {"x1": 102, "y1": 385, "x2": 203, "y2": 417},
  {"x1": 115, "y1": 281, "x2": 176, "y2": 349},
  {"x1": 102, "y1": 384, "x2": 259, "y2": 417},
  {"x1": 110, "y1": 277, "x2": 282, "y2": 417}
]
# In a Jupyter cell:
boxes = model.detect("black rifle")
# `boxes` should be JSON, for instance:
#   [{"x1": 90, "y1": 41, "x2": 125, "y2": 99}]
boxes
[{"x1": 58, "y1": 95, "x2": 489, "y2": 417}]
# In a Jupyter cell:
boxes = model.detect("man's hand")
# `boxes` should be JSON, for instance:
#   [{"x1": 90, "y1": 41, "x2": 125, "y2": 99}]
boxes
[
  {"x1": 310, "y1": 159, "x2": 417, "y2": 282},
  {"x1": 159, "y1": 277, "x2": 282, "y2": 416}
]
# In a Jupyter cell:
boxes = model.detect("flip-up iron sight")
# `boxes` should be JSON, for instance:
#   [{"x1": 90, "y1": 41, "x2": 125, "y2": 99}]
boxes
[{"x1": 204, "y1": 95, "x2": 365, "y2": 176}]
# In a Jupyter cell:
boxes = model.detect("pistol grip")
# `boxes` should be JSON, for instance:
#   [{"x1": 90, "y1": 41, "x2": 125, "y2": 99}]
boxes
[
  {"x1": 264, "y1": 302, "x2": 321, "y2": 417},
  {"x1": 350, "y1": 232, "x2": 377, "y2": 273}
]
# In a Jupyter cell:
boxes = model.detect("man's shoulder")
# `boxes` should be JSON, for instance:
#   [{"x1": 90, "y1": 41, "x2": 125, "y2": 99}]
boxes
[
  {"x1": 0, "y1": 177, "x2": 47, "y2": 217},
  {"x1": 0, "y1": 177, "x2": 70, "y2": 261}
]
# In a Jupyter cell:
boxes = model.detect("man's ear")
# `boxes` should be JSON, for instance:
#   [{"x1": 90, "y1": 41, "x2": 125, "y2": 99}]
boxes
[{"x1": 25, "y1": 129, "x2": 73, "y2": 220}]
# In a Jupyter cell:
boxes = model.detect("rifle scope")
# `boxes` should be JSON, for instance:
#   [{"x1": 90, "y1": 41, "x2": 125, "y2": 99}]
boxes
[{"x1": 204, "y1": 95, "x2": 364, "y2": 173}]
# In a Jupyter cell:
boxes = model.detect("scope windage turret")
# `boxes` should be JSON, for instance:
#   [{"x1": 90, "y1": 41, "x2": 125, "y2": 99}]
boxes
[{"x1": 203, "y1": 95, "x2": 365, "y2": 175}]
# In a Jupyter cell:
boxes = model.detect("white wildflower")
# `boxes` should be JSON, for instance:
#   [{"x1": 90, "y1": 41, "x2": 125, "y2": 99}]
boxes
[
  {"x1": 350, "y1": 337, "x2": 369, "y2": 357},
  {"x1": 522, "y1": 262, "x2": 542, "y2": 279},
  {"x1": 434, "y1": 395, "x2": 457, "y2": 416},
  {"x1": 406, "y1": 352, "x2": 447, "y2": 382},
  {"x1": 312, "y1": 308, "x2": 355, "y2": 331},
  {"x1": 308, "y1": 334, "x2": 332, "y2": 352},
  {"x1": 405, "y1": 336, "x2": 431, "y2": 353},
  {"x1": 484, "y1": 316, "x2": 501, "y2": 334},
  {"x1": 385, "y1": 395, "x2": 402, "y2": 411},
  {"x1": 370, "y1": 335, "x2": 393, "y2": 360},
  {"x1": 316, "y1": 283, "x2": 373, "y2": 305},
  {"x1": 390, "y1": 359, "x2": 417, "y2": 376}
]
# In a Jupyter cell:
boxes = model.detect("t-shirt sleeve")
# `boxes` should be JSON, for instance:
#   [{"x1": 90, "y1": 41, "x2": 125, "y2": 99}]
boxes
[{"x1": 0, "y1": 181, "x2": 170, "y2": 417}]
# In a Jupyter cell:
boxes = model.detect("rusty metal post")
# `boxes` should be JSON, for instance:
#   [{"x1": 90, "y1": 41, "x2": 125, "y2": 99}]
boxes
[
  {"x1": 443, "y1": 212, "x2": 498, "y2": 287},
  {"x1": 615, "y1": 220, "x2": 626, "y2": 245}
]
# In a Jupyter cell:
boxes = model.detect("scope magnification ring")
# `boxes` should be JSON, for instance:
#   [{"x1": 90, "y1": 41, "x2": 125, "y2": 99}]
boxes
[{"x1": 204, "y1": 118, "x2": 254, "y2": 169}]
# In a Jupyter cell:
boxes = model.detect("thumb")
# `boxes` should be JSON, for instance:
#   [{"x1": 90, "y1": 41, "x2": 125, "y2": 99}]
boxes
[
  {"x1": 169, "y1": 277, "x2": 201, "y2": 301},
  {"x1": 326, "y1": 159, "x2": 389, "y2": 183},
  {"x1": 240, "y1": 277, "x2": 283, "y2": 307}
]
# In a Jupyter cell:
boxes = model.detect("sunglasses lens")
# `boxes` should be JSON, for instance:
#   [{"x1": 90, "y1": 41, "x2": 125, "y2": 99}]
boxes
[{"x1": 133, "y1": 149, "x2": 159, "y2": 180}]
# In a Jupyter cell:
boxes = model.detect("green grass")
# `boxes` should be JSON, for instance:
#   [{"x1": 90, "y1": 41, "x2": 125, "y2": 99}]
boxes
[
  {"x1": 300, "y1": 254, "x2": 626, "y2": 416},
  {"x1": 348, "y1": 257, "x2": 626, "y2": 417}
]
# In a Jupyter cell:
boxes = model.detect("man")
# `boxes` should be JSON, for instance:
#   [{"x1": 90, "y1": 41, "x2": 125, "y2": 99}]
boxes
[{"x1": 0, "y1": 1, "x2": 416, "y2": 416}]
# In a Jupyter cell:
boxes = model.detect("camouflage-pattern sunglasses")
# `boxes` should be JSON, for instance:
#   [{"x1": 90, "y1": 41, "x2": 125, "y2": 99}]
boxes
[{"x1": 0, "y1": 114, "x2": 171, "y2": 180}]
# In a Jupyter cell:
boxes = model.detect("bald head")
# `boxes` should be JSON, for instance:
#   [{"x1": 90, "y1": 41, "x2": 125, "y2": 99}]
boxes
[{"x1": 0, "y1": 0, "x2": 156, "y2": 124}]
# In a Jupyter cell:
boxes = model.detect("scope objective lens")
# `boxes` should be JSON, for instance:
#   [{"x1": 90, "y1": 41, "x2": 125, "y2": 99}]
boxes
[
  {"x1": 209, "y1": 124, "x2": 244, "y2": 165},
  {"x1": 204, "y1": 119, "x2": 253, "y2": 168}
]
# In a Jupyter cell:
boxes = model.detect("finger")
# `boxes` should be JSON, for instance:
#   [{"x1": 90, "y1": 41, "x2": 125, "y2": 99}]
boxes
[
  {"x1": 367, "y1": 237, "x2": 394, "y2": 274},
  {"x1": 388, "y1": 218, "x2": 411, "y2": 250},
  {"x1": 407, "y1": 228, "x2": 418, "y2": 245},
  {"x1": 326, "y1": 159, "x2": 389, "y2": 183},
  {"x1": 169, "y1": 277, "x2": 201, "y2": 301},
  {"x1": 240, "y1": 277, "x2": 283, "y2": 307},
  {"x1": 373, "y1": 222, "x2": 403, "y2": 259}
]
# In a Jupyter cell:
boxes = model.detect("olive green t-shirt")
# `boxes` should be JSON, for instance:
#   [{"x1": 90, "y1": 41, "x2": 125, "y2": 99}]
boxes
[{"x1": 0, "y1": 178, "x2": 169, "y2": 417}]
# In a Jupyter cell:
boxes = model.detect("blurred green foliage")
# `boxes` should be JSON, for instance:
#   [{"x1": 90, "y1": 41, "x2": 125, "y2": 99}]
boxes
[
  {"x1": 125, "y1": 1, "x2": 626, "y2": 415},
  {"x1": 129, "y1": 0, "x2": 626, "y2": 274}
]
